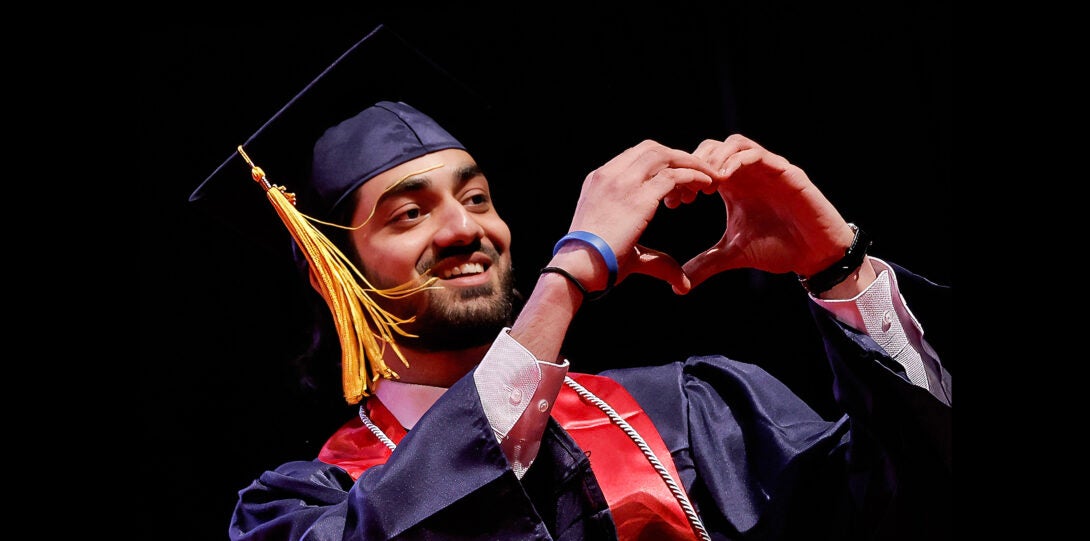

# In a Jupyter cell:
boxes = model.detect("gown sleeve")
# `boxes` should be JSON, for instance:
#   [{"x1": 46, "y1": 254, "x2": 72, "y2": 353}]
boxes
[
  {"x1": 229, "y1": 370, "x2": 617, "y2": 540},
  {"x1": 603, "y1": 262, "x2": 951, "y2": 541}
]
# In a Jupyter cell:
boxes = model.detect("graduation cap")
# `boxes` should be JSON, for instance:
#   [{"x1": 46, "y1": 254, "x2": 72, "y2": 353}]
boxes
[
  {"x1": 190, "y1": 23, "x2": 500, "y2": 247},
  {"x1": 189, "y1": 23, "x2": 503, "y2": 404}
]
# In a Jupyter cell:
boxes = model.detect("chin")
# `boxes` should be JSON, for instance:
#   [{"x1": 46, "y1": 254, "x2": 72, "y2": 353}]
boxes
[
  {"x1": 402, "y1": 320, "x2": 505, "y2": 352},
  {"x1": 400, "y1": 286, "x2": 514, "y2": 351}
]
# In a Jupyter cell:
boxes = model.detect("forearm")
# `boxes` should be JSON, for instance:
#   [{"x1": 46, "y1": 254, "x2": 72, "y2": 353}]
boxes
[{"x1": 508, "y1": 247, "x2": 597, "y2": 363}]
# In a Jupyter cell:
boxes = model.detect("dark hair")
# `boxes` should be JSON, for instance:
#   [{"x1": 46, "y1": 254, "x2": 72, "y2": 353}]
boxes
[{"x1": 287, "y1": 203, "x2": 357, "y2": 401}]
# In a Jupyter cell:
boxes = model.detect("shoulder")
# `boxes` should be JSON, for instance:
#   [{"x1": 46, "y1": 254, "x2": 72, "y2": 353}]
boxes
[{"x1": 599, "y1": 356, "x2": 780, "y2": 393}]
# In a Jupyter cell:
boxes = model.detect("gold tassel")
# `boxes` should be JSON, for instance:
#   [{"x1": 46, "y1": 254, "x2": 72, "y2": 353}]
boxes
[{"x1": 237, "y1": 146, "x2": 438, "y2": 404}]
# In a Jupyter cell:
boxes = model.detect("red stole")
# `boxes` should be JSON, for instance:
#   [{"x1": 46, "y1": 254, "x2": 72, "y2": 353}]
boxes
[{"x1": 318, "y1": 372, "x2": 697, "y2": 540}]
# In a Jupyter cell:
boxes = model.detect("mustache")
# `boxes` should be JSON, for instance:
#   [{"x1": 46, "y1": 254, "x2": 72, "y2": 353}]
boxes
[{"x1": 417, "y1": 238, "x2": 500, "y2": 275}]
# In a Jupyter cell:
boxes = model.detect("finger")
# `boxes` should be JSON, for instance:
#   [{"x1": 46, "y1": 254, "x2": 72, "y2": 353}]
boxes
[
  {"x1": 663, "y1": 183, "x2": 704, "y2": 209},
  {"x1": 645, "y1": 166, "x2": 715, "y2": 200},
  {"x1": 719, "y1": 146, "x2": 791, "y2": 179},
  {"x1": 681, "y1": 245, "x2": 737, "y2": 291},
  {"x1": 627, "y1": 140, "x2": 721, "y2": 181},
  {"x1": 692, "y1": 134, "x2": 754, "y2": 168},
  {"x1": 625, "y1": 245, "x2": 691, "y2": 295}
]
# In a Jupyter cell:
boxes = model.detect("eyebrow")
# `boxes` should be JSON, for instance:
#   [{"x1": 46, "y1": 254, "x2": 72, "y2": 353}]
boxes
[{"x1": 377, "y1": 163, "x2": 484, "y2": 203}]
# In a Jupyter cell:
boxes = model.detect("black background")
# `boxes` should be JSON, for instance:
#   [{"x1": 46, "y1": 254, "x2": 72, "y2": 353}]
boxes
[{"x1": 140, "y1": 4, "x2": 950, "y2": 539}]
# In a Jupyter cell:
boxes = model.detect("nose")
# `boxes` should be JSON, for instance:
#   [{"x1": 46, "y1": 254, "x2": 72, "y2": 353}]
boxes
[{"x1": 432, "y1": 200, "x2": 485, "y2": 247}]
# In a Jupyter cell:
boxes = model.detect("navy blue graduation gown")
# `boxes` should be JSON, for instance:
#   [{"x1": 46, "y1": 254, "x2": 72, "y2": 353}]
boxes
[{"x1": 229, "y1": 263, "x2": 951, "y2": 540}]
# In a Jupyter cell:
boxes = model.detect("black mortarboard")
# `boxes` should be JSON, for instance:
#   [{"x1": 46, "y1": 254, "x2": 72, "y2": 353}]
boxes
[{"x1": 189, "y1": 23, "x2": 498, "y2": 252}]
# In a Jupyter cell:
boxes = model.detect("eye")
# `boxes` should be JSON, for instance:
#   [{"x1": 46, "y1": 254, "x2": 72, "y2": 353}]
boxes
[
  {"x1": 389, "y1": 205, "x2": 423, "y2": 225},
  {"x1": 463, "y1": 191, "x2": 490, "y2": 210}
]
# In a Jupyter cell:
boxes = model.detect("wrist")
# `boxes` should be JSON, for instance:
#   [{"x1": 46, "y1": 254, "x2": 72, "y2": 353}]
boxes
[
  {"x1": 816, "y1": 257, "x2": 877, "y2": 299},
  {"x1": 539, "y1": 266, "x2": 590, "y2": 301},
  {"x1": 552, "y1": 231, "x2": 617, "y2": 299},
  {"x1": 797, "y1": 223, "x2": 873, "y2": 295}
]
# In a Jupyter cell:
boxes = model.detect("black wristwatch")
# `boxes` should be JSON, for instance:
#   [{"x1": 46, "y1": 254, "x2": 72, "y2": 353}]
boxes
[{"x1": 797, "y1": 223, "x2": 872, "y2": 295}]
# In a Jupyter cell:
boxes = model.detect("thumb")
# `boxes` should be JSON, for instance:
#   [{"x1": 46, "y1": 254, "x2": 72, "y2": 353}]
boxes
[
  {"x1": 681, "y1": 245, "x2": 736, "y2": 292},
  {"x1": 626, "y1": 245, "x2": 692, "y2": 295}
]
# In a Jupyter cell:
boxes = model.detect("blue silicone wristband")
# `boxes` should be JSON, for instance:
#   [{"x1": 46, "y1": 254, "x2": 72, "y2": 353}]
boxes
[{"x1": 552, "y1": 231, "x2": 618, "y2": 298}]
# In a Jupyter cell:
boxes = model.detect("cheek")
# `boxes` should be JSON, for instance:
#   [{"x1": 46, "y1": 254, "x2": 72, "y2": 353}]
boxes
[
  {"x1": 353, "y1": 234, "x2": 428, "y2": 284},
  {"x1": 484, "y1": 216, "x2": 512, "y2": 253}
]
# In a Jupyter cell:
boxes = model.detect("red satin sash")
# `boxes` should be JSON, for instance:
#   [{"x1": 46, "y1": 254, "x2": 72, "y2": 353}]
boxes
[{"x1": 318, "y1": 372, "x2": 696, "y2": 540}]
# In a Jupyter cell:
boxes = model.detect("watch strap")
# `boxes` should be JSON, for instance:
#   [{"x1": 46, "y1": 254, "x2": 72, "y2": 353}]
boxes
[{"x1": 797, "y1": 223, "x2": 872, "y2": 295}]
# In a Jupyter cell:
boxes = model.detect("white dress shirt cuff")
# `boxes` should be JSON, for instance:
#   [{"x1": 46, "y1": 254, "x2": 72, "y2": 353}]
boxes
[
  {"x1": 811, "y1": 257, "x2": 933, "y2": 391},
  {"x1": 473, "y1": 328, "x2": 570, "y2": 477}
]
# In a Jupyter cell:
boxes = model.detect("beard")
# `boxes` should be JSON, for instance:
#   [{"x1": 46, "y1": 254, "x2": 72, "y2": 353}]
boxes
[
  {"x1": 398, "y1": 272, "x2": 515, "y2": 351},
  {"x1": 364, "y1": 244, "x2": 516, "y2": 352}
]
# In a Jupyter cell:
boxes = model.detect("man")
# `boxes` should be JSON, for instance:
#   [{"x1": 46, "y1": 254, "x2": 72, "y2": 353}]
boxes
[
  {"x1": 193, "y1": 95, "x2": 949, "y2": 540},
  {"x1": 190, "y1": 25, "x2": 950, "y2": 541}
]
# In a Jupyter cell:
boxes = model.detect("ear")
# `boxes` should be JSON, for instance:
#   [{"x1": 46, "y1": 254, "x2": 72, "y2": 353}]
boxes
[{"x1": 292, "y1": 239, "x2": 336, "y2": 303}]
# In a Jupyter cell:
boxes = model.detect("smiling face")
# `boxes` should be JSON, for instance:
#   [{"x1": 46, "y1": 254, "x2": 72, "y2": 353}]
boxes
[{"x1": 341, "y1": 148, "x2": 515, "y2": 352}]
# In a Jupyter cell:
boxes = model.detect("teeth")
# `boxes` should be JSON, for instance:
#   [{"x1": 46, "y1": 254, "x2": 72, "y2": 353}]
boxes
[{"x1": 441, "y1": 262, "x2": 484, "y2": 279}]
